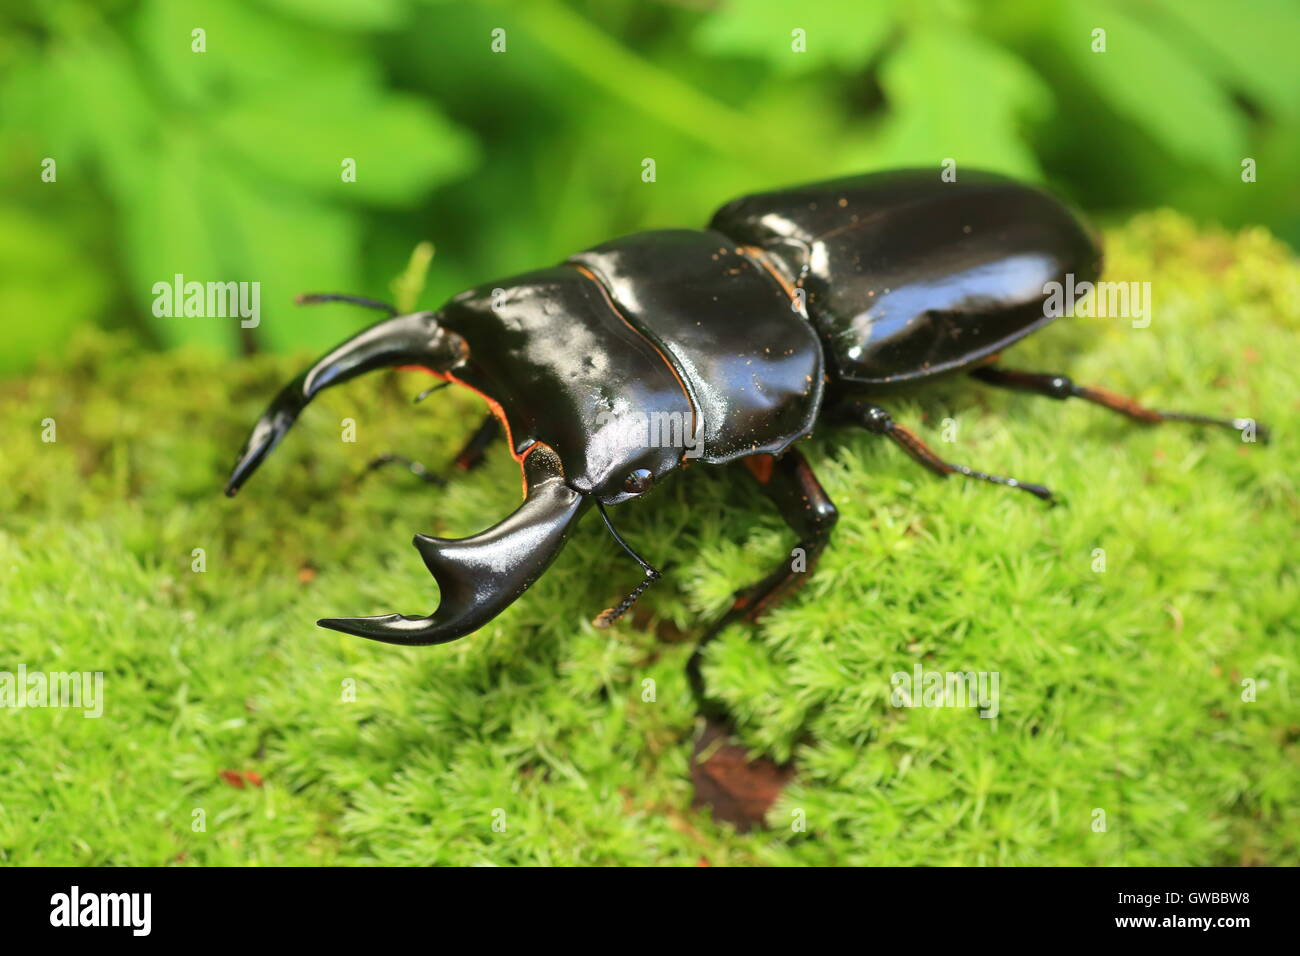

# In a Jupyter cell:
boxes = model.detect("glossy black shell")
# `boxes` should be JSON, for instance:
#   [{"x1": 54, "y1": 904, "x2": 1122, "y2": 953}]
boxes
[
  {"x1": 711, "y1": 168, "x2": 1103, "y2": 389},
  {"x1": 436, "y1": 231, "x2": 823, "y2": 501},
  {"x1": 569, "y1": 230, "x2": 823, "y2": 462},
  {"x1": 437, "y1": 169, "x2": 1098, "y2": 498},
  {"x1": 226, "y1": 168, "x2": 1116, "y2": 649}
]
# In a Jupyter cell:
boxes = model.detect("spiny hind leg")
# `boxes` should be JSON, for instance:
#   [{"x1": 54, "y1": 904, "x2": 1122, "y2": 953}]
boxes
[
  {"x1": 835, "y1": 399, "x2": 1054, "y2": 502},
  {"x1": 971, "y1": 366, "x2": 1270, "y2": 443},
  {"x1": 687, "y1": 448, "x2": 836, "y2": 829},
  {"x1": 449, "y1": 414, "x2": 501, "y2": 472},
  {"x1": 688, "y1": 448, "x2": 839, "y2": 719},
  {"x1": 359, "y1": 414, "x2": 501, "y2": 487}
]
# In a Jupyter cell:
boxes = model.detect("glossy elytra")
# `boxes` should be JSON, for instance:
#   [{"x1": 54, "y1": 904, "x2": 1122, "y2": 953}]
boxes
[{"x1": 226, "y1": 169, "x2": 1267, "y2": 665}]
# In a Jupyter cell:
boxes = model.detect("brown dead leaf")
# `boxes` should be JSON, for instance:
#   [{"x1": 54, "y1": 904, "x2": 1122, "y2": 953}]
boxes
[{"x1": 690, "y1": 718, "x2": 793, "y2": 832}]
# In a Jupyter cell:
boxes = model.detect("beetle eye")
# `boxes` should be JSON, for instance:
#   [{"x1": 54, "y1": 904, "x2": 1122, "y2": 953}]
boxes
[{"x1": 622, "y1": 468, "x2": 654, "y2": 495}]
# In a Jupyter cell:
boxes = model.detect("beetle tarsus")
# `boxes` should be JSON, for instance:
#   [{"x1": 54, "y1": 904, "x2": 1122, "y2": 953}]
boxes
[
  {"x1": 839, "y1": 400, "x2": 1055, "y2": 503},
  {"x1": 1154, "y1": 410, "x2": 1271, "y2": 445},
  {"x1": 972, "y1": 367, "x2": 1271, "y2": 444},
  {"x1": 357, "y1": 416, "x2": 502, "y2": 488},
  {"x1": 592, "y1": 569, "x2": 661, "y2": 629},
  {"x1": 359, "y1": 454, "x2": 446, "y2": 486},
  {"x1": 944, "y1": 463, "x2": 1055, "y2": 502}
]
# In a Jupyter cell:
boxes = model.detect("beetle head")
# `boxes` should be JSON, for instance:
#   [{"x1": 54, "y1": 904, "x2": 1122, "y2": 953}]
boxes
[
  {"x1": 226, "y1": 299, "x2": 662, "y2": 646},
  {"x1": 580, "y1": 422, "x2": 681, "y2": 506},
  {"x1": 426, "y1": 275, "x2": 699, "y2": 509}
]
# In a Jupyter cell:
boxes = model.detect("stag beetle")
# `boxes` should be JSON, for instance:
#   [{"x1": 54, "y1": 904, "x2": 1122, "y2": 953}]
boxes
[{"x1": 226, "y1": 169, "x2": 1266, "y2": 648}]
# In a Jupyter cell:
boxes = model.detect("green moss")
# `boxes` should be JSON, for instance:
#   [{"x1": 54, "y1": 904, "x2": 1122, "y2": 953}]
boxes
[{"x1": 1, "y1": 213, "x2": 1296, "y2": 865}]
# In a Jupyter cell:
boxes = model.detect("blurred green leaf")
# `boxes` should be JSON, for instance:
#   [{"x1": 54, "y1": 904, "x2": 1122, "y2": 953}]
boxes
[
  {"x1": 7, "y1": 0, "x2": 476, "y2": 356},
  {"x1": 0, "y1": 206, "x2": 109, "y2": 373},
  {"x1": 206, "y1": 161, "x2": 365, "y2": 352},
  {"x1": 47, "y1": 28, "x2": 157, "y2": 199},
  {"x1": 137, "y1": 0, "x2": 358, "y2": 108},
  {"x1": 212, "y1": 68, "x2": 477, "y2": 207},
  {"x1": 1054, "y1": 0, "x2": 1247, "y2": 170},
  {"x1": 46, "y1": 27, "x2": 239, "y2": 349},
  {"x1": 255, "y1": 0, "x2": 411, "y2": 31},
  {"x1": 119, "y1": 129, "x2": 232, "y2": 349},
  {"x1": 870, "y1": 26, "x2": 1050, "y2": 178},
  {"x1": 1150, "y1": 0, "x2": 1300, "y2": 120},
  {"x1": 695, "y1": 0, "x2": 898, "y2": 74}
]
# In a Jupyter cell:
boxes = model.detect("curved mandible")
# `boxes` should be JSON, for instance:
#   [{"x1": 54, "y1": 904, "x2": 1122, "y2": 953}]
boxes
[{"x1": 318, "y1": 445, "x2": 590, "y2": 646}]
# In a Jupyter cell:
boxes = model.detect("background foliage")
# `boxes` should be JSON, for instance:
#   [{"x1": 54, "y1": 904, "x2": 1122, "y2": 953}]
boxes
[
  {"x1": 1, "y1": 213, "x2": 1296, "y2": 864},
  {"x1": 1, "y1": 0, "x2": 1298, "y2": 371},
  {"x1": 1, "y1": 1, "x2": 1298, "y2": 866}
]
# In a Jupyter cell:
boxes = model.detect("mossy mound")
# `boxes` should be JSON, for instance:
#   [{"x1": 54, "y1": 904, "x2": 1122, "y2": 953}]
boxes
[{"x1": 1, "y1": 213, "x2": 1296, "y2": 865}]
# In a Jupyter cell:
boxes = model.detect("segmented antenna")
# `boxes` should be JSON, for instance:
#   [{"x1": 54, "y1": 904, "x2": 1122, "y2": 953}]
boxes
[
  {"x1": 593, "y1": 569, "x2": 661, "y2": 629},
  {"x1": 295, "y1": 293, "x2": 397, "y2": 316},
  {"x1": 591, "y1": 501, "x2": 662, "y2": 628}
]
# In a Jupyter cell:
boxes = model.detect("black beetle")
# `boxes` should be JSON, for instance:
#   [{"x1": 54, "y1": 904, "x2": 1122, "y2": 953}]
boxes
[{"x1": 226, "y1": 169, "x2": 1265, "y2": 648}]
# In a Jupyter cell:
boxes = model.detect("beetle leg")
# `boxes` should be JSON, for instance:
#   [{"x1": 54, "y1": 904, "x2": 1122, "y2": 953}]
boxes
[
  {"x1": 970, "y1": 367, "x2": 1271, "y2": 443},
  {"x1": 358, "y1": 415, "x2": 500, "y2": 487},
  {"x1": 450, "y1": 414, "x2": 502, "y2": 472},
  {"x1": 687, "y1": 448, "x2": 838, "y2": 713},
  {"x1": 359, "y1": 454, "x2": 446, "y2": 486},
  {"x1": 837, "y1": 400, "x2": 1054, "y2": 502}
]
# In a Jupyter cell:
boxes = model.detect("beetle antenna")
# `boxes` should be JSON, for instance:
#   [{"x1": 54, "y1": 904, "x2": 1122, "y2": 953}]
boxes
[
  {"x1": 414, "y1": 381, "x2": 451, "y2": 403},
  {"x1": 592, "y1": 501, "x2": 661, "y2": 628},
  {"x1": 295, "y1": 293, "x2": 398, "y2": 316}
]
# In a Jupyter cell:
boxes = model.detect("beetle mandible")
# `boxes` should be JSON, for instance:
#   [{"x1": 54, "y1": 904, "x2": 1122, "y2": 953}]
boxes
[{"x1": 226, "y1": 169, "x2": 1267, "y2": 648}]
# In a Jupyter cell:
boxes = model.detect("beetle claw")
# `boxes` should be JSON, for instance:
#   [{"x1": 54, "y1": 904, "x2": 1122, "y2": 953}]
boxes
[
  {"x1": 1016, "y1": 481, "x2": 1055, "y2": 503},
  {"x1": 224, "y1": 310, "x2": 466, "y2": 496},
  {"x1": 317, "y1": 613, "x2": 443, "y2": 644},
  {"x1": 315, "y1": 446, "x2": 590, "y2": 647}
]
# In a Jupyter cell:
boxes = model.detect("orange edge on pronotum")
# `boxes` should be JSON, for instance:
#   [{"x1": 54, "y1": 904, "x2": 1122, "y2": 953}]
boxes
[{"x1": 397, "y1": 365, "x2": 532, "y2": 499}]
